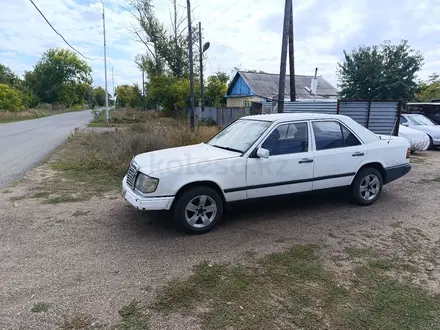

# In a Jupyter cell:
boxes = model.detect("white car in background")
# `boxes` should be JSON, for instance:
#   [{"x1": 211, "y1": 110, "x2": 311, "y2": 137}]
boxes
[
  {"x1": 122, "y1": 113, "x2": 411, "y2": 234},
  {"x1": 398, "y1": 124, "x2": 430, "y2": 152},
  {"x1": 401, "y1": 114, "x2": 440, "y2": 149}
]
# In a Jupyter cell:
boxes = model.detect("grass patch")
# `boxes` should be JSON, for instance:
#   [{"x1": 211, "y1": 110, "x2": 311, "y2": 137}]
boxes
[
  {"x1": 42, "y1": 116, "x2": 219, "y2": 198},
  {"x1": 347, "y1": 265, "x2": 440, "y2": 330},
  {"x1": 31, "y1": 191, "x2": 51, "y2": 199},
  {"x1": 87, "y1": 122, "x2": 118, "y2": 128},
  {"x1": 43, "y1": 195, "x2": 88, "y2": 205},
  {"x1": 30, "y1": 302, "x2": 50, "y2": 313},
  {"x1": 368, "y1": 259, "x2": 398, "y2": 270},
  {"x1": 72, "y1": 210, "x2": 91, "y2": 217},
  {"x1": 344, "y1": 246, "x2": 375, "y2": 259},
  {"x1": 117, "y1": 301, "x2": 150, "y2": 330},
  {"x1": 2, "y1": 189, "x2": 12, "y2": 193},
  {"x1": 152, "y1": 245, "x2": 440, "y2": 330},
  {"x1": 9, "y1": 195, "x2": 27, "y2": 201}
]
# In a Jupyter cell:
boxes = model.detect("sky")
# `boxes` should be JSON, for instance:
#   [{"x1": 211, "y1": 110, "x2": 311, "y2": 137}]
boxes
[{"x1": 1, "y1": 0, "x2": 439, "y2": 91}]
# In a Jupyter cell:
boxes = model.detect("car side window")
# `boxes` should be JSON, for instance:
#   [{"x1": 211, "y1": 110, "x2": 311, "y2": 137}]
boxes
[
  {"x1": 341, "y1": 125, "x2": 361, "y2": 147},
  {"x1": 261, "y1": 122, "x2": 308, "y2": 156},
  {"x1": 313, "y1": 121, "x2": 344, "y2": 150},
  {"x1": 313, "y1": 121, "x2": 361, "y2": 150},
  {"x1": 400, "y1": 116, "x2": 408, "y2": 124}
]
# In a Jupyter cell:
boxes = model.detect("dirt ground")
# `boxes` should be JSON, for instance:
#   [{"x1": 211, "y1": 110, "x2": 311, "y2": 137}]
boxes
[{"x1": 1, "y1": 151, "x2": 439, "y2": 329}]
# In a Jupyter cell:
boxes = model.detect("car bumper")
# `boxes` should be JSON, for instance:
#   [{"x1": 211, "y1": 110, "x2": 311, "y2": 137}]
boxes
[
  {"x1": 384, "y1": 164, "x2": 411, "y2": 184},
  {"x1": 122, "y1": 176, "x2": 174, "y2": 211}
]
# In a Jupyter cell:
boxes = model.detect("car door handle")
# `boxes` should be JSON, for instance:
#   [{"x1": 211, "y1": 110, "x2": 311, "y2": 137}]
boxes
[
  {"x1": 299, "y1": 158, "x2": 314, "y2": 164},
  {"x1": 352, "y1": 152, "x2": 365, "y2": 157}
]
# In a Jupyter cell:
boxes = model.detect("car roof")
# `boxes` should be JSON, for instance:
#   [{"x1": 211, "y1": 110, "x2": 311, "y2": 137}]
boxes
[{"x1": 241, "y1": 113, "x2": 346, "y2": 123}]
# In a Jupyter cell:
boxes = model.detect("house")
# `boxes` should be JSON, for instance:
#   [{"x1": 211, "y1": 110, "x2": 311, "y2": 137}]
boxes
[{"x1": 225, "y1": 70, "x2": 339, "y2": 107}]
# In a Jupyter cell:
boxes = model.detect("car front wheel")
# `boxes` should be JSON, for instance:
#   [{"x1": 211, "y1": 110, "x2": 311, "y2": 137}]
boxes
[
  {"x1": 352, "y1": 168, "x2": 383, "y2": 206},
  {"x1": 173, "y1": 186, "x2": 224, "y2": 234}
]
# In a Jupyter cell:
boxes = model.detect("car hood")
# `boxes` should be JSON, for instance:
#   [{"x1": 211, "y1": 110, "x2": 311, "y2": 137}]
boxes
[
  {"x1": 133, "y1": 143, "x2": 240, "y2": 175},
  {"x1": 412, "y1": 125, "x2": 440, "y2": 138}
]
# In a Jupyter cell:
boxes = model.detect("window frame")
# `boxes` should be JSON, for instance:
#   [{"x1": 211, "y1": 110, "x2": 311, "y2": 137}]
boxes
[
  {"x1": 258, "y1": 121, "x2": 310, "y2": 157},
  {"x1": 311, "y1": 120, "x2": 364, "y2": 151}
]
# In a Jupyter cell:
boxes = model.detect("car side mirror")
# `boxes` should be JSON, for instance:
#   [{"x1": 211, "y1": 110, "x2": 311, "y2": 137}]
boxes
[
  {"x1": 257, "y1": 147, "x2": 269, "y2": 159},
  {"x1": 401, "y1": 122, "x2": 409, "y2": 127}
]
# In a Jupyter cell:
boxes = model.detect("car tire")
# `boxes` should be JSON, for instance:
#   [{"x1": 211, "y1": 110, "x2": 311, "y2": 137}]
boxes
[
  {"x1": 351, "y1": 168, "x2": 383, "y2": 206},
  {"x1": 173, "y1": 186, "x2": 224, "y2": 234}
]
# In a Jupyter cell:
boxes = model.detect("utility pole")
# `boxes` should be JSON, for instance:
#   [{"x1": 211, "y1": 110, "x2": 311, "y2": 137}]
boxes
[
  {"x1": 288, "y1": 2, "x2": 296, "y2": 102},
  {"x1": 199, "y1": 22, "x2": 205, "y2": 112},
  {"x1": 142, "y1": 69, "x2": 146, "y2": 111},
  {"x1": 187, "y1": 0, "x2": 195, "y2": 130},
  {"x1": 277, "y1": 0, "x2": 292, "y2": 113},
  {"x1": 100, "y1": 0, "x2": 109, "y2": 122}
]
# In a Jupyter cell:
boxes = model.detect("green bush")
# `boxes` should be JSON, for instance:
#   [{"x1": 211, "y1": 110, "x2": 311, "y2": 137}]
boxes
[{"x1": 0, "y1": 84, "x2": 22, "y2": 111}]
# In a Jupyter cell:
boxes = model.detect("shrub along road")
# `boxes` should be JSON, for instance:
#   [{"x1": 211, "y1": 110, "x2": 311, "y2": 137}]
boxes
[{"x1": 0, "y1": 110, "x2": 92, "y2": 188}]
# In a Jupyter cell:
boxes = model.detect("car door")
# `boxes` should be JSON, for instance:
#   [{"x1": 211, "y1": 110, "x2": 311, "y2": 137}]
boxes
[
  {"x1": 311, "y1": 120, "x2": 367, "y2": 191},
  {"x1": 246, "y1": 121, "x2": 314, "y2": 199}
]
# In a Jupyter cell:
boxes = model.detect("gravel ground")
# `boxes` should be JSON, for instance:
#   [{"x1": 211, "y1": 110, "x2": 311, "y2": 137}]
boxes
[{"x1": 0, "y1": 151, "x2": 439, "y2": 329}]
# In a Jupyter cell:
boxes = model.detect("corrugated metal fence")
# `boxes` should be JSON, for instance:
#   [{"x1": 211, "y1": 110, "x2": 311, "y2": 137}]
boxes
[
  {"x1": 263, "y1": 100, "x2": 401, "y2": 135},
  {"x1": 194, "y1": 106, "x2": 250, "y2": 126}
]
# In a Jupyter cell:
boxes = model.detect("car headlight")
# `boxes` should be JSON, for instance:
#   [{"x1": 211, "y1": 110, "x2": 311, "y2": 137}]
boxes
[{"x1": 135, "y1": 173, "x2": 159, "y2": 193}]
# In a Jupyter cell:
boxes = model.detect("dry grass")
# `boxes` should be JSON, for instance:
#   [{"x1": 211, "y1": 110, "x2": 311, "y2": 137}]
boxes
[
  {"x1": 25, "y1": 118, "x2": 221, "y2": 202},
  {"x1": 153, "y1": 245, "x2": 440, "y2": 330},
  {"x1": 0, "y1": 107, "x2": 87, "y2": 123},
  {"x1": 59, "y1": 119, "x2": 219, "y2": 179},
  {"x1": 0, "y1": 110, "x2": 47, "y2": 123},
  {"x1": 90, "y1": 107, "x2": 163, "y2": 127}
]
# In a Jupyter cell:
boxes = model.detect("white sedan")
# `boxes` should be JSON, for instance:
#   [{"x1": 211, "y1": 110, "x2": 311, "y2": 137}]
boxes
[
  {"x1": 401, "y1": 114, "x2": 440, "y2": 149},
  {"x1": 122, "y1": 113, "x2": 411, "y2": 234}
]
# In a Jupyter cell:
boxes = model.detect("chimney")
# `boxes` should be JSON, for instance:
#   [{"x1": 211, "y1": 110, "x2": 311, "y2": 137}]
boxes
[{"x1": 310, "y1": 67, "x2": 318, "y2": 95}]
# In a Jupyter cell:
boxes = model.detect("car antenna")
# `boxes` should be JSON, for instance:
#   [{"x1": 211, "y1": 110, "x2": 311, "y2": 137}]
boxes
[{"x1": 388, "y1": 117, "x2": 399, "y2": 144}]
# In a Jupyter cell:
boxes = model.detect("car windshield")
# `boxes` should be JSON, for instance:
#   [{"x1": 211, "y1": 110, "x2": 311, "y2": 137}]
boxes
[
  {"x1": 207, "y1": 119, "x2": 271, "y2": 153},
  {"x1": 407, "y1": 115, "x2": 436, "y2": 126}
]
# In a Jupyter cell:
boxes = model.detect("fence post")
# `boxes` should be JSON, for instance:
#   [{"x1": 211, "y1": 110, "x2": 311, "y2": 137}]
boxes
[
  {"x1": 366, "y1": 101, "x2": 371, "y2": 128},
  {"x1": 337, "y1": 99, "x2": 340, "y2": 114},
  {"x1": 394, "y1": 101, "x2": 402, "y2": 136}
]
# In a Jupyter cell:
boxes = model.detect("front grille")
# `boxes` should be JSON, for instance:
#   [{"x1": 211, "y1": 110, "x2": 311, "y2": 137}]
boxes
[{"x1": 126, "y1": 161, "x2": 139, "y2": 188}]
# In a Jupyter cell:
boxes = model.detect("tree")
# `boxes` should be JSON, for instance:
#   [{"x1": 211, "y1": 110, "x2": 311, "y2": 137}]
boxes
[
  {"x1": 94, "y1": 86, "x2": 107, "y2": 106},
  {"x1": 28, "y1": 48, "x2": 92, "y2": 107},
  {"x1": 0, "y1": 84, "x2": 22, "y2": 111},
  {"x1": 415, "y1": 73, "x2": 440, "y2": 101},
  {"x1": 0, "y1": 64, "x2": 20, "y2": 87},
  {"x1": 205, "y1": 72, "x2": 229, "y2": 107},
  {"x1": 130, "y1": 0, "x2": 199, "y2": 79},
  {"x1": 337, "y1": 40, "x2": 423, "y2": 101},
  {"x1": 115, "y1": 84, "x2": 142, "y2": 108}
]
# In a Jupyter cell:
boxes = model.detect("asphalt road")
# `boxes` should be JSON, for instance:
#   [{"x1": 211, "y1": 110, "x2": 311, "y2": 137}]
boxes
[{"x1": 0, "y1": 110, "x2": 92, "y2": 188}]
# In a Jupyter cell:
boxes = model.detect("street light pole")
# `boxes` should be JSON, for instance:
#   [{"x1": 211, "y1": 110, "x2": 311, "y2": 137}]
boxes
[
  {"x1": 111, "y1": 64, "x2": 115, "y2": 110},
  {"x1": 100, "y1": 0, "x2": 109, "y2": 122}
]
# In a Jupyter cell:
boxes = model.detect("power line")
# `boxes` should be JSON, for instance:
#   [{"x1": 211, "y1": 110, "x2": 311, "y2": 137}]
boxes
[
  {"x1": 208, "y1": 0, "x2": 259, "y2": 25},
  {"x1": 29, "y1": 0, "x2": 101, "y2": 61}
]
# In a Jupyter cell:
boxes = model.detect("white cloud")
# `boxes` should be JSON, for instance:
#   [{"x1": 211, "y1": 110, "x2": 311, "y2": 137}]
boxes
[{"x1": 0, "y1": 0, "x2": 439, "y2": 90}]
